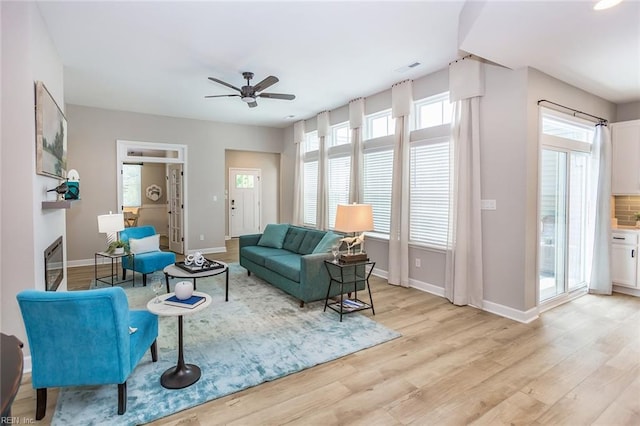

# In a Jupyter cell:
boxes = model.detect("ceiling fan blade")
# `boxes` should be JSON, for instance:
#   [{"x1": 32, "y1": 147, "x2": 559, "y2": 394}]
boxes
[
  {"x1": 204, "y1": 94, "x2": 240, "y2": 98},
  {"x1": 208, "y1": 77, "x2": 241, "y2": 93},
  {"x1": 259, "y1": 93, "x2": 296, "y2": 100},
  {"x1": 252, "y1": 75, "x2": 279, "y2": 92},
  {"x1": 248, "y1": 101, "x2": 258, "y2": 108}
]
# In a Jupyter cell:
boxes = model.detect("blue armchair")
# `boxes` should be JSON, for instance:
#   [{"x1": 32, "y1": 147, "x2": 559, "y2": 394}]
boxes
[
  {"x1": 17, "y1": 287, "x2": 158, "y2": 419},
  {"x1": 119, "y1": 225, "x2": 176, "y2": 286}
]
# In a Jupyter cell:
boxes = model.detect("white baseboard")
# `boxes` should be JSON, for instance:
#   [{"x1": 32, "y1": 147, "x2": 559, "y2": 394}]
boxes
[
  {"x1": 410, "y1": 279, "x2": 446, "y2": 297},
  {"x1": 482, "y1": 300, "x2": 539, "y2": 323},
  {"x1": 188, "y1": 246, "x2": 227, "y2": 255},
  {"x1": 613, "y1": 285, "x2": 640, "y2": 297},
  {"x1": 68, "y1": 258, "x2": 95, "y2": 268},
  {"x1": 23, "y1": 355, "x2": 32, "y2": 374}
]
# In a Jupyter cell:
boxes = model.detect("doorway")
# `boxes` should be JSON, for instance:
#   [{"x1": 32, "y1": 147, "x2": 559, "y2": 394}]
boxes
[
  {"x1": 116, "y1": 140, "x2": 187, "y2": 254},
  {"x1": 228, "y1": 168, "x2": 262, "y2": 237}
]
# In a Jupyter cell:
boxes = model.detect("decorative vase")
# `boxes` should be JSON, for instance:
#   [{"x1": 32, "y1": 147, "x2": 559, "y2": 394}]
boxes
[
  {"x1": 114, "y1": 247, "x2": 124, "y2": 255},
  {"x1": 174, "y1": 281, "x2": 194, "y2": 300}
]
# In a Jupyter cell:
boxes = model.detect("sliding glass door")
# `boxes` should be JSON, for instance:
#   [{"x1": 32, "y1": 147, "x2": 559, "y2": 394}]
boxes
[{"x1": 538, "y1": 109, "x2": 594, "y2": 304}]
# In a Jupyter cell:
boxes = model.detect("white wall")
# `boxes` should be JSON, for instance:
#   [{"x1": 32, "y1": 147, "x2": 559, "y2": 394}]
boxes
[
  {"x1": 616, "y1": 101, "x2": 640, "y2": 122},
  {"x1": 1, "y1": 1, "x2": 66, "y2": 352},
  {"x1": 65, "y1": 105, "x2": 285, "y2": 263}
]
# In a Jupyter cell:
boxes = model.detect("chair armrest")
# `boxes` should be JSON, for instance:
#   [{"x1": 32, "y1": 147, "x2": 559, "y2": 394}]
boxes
[
  {"x1": 239, "y1": 234, "x2": 262, "y2": 249},
  {"x1": 299, "y1": 252, "x2": 333, "y2": 300}
]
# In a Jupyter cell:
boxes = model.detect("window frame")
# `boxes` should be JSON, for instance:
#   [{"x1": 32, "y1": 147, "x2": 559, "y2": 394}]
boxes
[
  {"x1": 414, "y1": 92, "x2": 452, "y2": 131},
  {"x1": 365, "y1": 109, "x2": 395, "y2": 140}
]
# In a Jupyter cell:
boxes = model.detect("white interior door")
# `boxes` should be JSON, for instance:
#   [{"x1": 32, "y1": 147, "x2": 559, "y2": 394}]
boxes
[
  {"x1": 167, "y1": 163, "x2": 184, "y2": 253},
  {"x1": 229, "y1": 168, "x2": 261, "y2": 237}
]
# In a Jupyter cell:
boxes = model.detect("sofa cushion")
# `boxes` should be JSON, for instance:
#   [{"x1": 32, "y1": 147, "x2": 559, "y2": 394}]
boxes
[
  {"x1": 297, "y1": 230, "x2": 326, "y2": 255},
  {"x1": 257, "y1": 224, "x2": 289, "y2": 249},
  {"x1": 264, "y1": 254, "x2": 301, "y2": 282},
  {"x1": 312, "y1": 231, "x2": 342, "y2": 254},
  {"x1": 241, "y1": 246, "x2": 292, "y2": 266},
  {"x1": 282, "y1": 227, "x2": 306, "y2": 253}
]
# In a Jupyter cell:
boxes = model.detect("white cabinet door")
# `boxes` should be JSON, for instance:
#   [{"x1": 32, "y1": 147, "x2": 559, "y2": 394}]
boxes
[
  {"x1": 611, "y1": 243, "x2": 638, "y2": 287},
  {"x1": 611, "y1": 120, "x2": 640, "y2": 195}
]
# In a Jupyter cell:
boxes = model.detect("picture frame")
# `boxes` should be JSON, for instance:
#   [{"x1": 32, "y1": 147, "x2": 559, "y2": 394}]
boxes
[{"x1": 35, "y1": 81, "x2": 67, "y2": 179}]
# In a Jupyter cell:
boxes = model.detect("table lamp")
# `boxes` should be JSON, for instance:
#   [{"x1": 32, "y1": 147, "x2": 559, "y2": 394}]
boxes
[
  {"x1": 334, "y1": 203, "x2": 374, "y2": 262},
  {"x1": 97, "y1": 212, "x2": 125, "y2": 246}
]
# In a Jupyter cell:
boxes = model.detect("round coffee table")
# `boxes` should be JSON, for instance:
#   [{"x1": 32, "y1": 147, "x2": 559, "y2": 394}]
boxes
[
  {"x1": 146, "y1": 291, "x2": 212, "y2": 389},
  {"x1": 163, "y1": 261, "x2": 229, "y2": 301}
]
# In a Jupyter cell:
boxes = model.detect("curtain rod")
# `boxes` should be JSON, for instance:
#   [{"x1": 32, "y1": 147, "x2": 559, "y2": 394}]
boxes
[{"x1": 537, "y1": 99, "x2": 608, "y2": 125}]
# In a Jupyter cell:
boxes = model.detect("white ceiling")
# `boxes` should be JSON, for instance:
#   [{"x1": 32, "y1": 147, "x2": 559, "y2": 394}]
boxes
[{"x1": 36, "y1": 1, "x2": 640, "y2": 128}]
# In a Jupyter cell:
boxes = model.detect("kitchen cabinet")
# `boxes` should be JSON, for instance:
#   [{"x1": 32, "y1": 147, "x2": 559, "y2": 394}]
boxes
[
  {"x1": 611, "y1": 120, "x2": 640, "y2": 195},
  {"x1": 611, "y1": 230, "x2": 639, "y2": 288}
]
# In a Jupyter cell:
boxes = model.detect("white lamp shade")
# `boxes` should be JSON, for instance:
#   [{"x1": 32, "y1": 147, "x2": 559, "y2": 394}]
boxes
[
  {"x1": 97, "y1": 213, "x2": 125, "y2": 234},
  {"x1": 334, "y1": 204, "x2": 374, "y2": 233}
]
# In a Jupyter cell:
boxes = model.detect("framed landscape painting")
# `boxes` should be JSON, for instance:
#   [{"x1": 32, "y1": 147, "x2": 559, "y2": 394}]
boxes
[{"x1": 35, "y1": 80, "x2": 67, "y2": 179}]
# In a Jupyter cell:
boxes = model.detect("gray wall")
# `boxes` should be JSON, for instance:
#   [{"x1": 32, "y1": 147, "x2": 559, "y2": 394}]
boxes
[
  {"x1": 280, "y1": 65, "x2": 618, "y2": 317},
  {"x1": 616, "y1": 101, "x2": 640, "y2": 121},
  {"x1": 1, "y1": 1, "x2": 66, "y2": 353},
  {"x1": 225, "y1": 150, "x2": 280, "y2": 235},
  {"x1": 65, "y1": 105, "x2": 285, "y2": 262}
]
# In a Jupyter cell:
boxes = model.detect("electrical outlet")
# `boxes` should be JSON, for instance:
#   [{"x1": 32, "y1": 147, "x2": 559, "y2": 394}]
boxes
[
  {"x1": 415, "y1": 258, "x2": 421, "y2": 268},
  {"x1": 199, "y1": 234, "x2": 204, "y2": 241}
]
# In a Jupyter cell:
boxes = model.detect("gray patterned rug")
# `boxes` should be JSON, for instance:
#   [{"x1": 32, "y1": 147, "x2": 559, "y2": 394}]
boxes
[{"x1": 52, "y1": 263, "x2": 400, "y2": 425}]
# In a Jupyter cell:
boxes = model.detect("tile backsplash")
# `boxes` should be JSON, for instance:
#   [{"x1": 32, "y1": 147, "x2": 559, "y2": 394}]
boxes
[{"x1": 614, "y1": 195, "x2": 640, "y2": 226}]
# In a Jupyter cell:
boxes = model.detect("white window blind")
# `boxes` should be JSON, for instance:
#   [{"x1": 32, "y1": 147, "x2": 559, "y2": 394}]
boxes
[
  {"x1": 363, "y1": 149, "x2": 393, "y2": 234},
  {"x1": 328, "y1": 156, "x2": 351, "y2": 228},
  {"x1": 303, "y1": 161, "x2": 318, "y2": 226},
  {"x1": 409, "y1": 139, "x2": 450, "y2": 247}
]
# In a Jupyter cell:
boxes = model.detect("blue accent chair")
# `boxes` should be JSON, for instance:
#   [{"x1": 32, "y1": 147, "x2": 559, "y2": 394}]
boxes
[
  {"x1": 16, "y1": 287, "x2": 158, "y2": 419},
  {"x1": 119, "y1": 225, "x2": 176, "y2": 286}
]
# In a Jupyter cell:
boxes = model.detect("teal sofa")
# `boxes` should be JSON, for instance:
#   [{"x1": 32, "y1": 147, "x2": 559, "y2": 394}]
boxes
[{"x1": 239, "y1": 224, "x2": 365, "y2": 306}]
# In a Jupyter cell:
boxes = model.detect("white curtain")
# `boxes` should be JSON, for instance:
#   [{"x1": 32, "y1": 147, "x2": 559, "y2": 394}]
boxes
[
  {"x1": 589, "y1": 123, "x2": 612, "y2": 295},
  {"x1": 388, "y1": 80, "x2": 412, "y2": 288},
  {"x1": 316, "y1": 111, "x2": 329, "y2": 230},
  {"x1": 292, "y1": 120, "x2": 305, "y2": 226},
  {"x1": 445, "y1": 57, "x2": 484, "y2": 307},
  {"x1": 349, "y1": 98, "x2": 364, "y2": 203}
]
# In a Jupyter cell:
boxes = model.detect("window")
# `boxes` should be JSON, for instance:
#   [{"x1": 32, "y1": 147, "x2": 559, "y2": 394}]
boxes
[
  {"x1": 541, "y1": 111, "x2": 594, "y2": 143},
  {"x1": 330, "y1": 122, "x2": 350, "y2": 147},
  {"x1": 363, "y1": 149, "x2": 393, "y2": 234},
  {"x1": 415, "y1": 92, "x2": 453, "y2": 130},
  {"x1": 303, "y1": 161, "x2": 318, "y2": 226},
  {"x1": 409, "y1": 139, "x2": 450, "y2": 247},
  {"x1": 327, "y1": 156, "x2": 351, "y2": 228},
  {"x1": 122, "y1": 164, "x2": 141, "y2": 207},
  {"x1": 235, "y1": 174, "x2": 255, "y2": 189},
  {"x1": 304, "y1": 131, "x2": 319, "y2": 153},
  {"x1": 366, "y1": 110, "x2": 395, "y2": 139}
]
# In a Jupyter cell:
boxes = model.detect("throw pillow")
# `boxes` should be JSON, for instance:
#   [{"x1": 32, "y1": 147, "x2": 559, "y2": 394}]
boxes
[
  {"x1": 257, "y1": 224, "x2": 289, "y2": 249},
  {"x1": 312, "y1": 231, "x2": 342, "y2": 254},
  {"x1": 129, "y1": 234, "x2": 160, "y2": 254}
]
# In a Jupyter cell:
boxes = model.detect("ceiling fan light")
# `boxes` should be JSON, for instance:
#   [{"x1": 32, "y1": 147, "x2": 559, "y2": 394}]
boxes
[
  {"x1": 594, "y1": 0, "x2": 623, "y2": 10},
  {"x1": 241, "y1": 96, "x2": 255, "y2": 103}
]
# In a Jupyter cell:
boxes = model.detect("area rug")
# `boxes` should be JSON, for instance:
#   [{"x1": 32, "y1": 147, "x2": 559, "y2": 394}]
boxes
[{"x1": 52, "y1": 263, "x2": 400, "y2": 425}]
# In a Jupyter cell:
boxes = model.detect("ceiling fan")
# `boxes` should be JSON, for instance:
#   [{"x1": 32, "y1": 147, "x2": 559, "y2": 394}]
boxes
[{"x1": 205, "y1": 72, "x2": 295, "y2": 108}]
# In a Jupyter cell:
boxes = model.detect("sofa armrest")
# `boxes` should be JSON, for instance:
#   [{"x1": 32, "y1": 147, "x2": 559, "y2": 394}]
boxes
[
  {"x1": 299, "y1": 252, "x2": 334, "y2": 300},
  {"x1": 239, "y1": 234, "x2": 262, "y2": 249}
]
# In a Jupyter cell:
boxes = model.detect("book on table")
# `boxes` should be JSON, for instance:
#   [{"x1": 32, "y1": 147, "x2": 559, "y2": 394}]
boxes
[{"x1": 163, "y1": 294, "x2": 205, "y2": 309}]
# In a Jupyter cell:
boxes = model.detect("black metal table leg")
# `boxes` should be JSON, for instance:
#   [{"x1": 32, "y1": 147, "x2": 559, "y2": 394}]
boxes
[{"x1": 160, "y1": 315, "x2": 201, "y2": 389}]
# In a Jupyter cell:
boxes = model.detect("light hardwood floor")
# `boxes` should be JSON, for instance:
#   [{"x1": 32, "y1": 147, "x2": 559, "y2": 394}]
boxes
[{"x1": 12, "y1": 239, "x2": 640, "y2": 425}]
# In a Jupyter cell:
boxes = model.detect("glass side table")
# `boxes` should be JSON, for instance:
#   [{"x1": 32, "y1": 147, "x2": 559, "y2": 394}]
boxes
[
  {"x1": 94, "y1": 251, "x2": 135, "y2": 287},
  {"x1": 323, "y1": 260, "x2": 375, "y2": 322}
]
